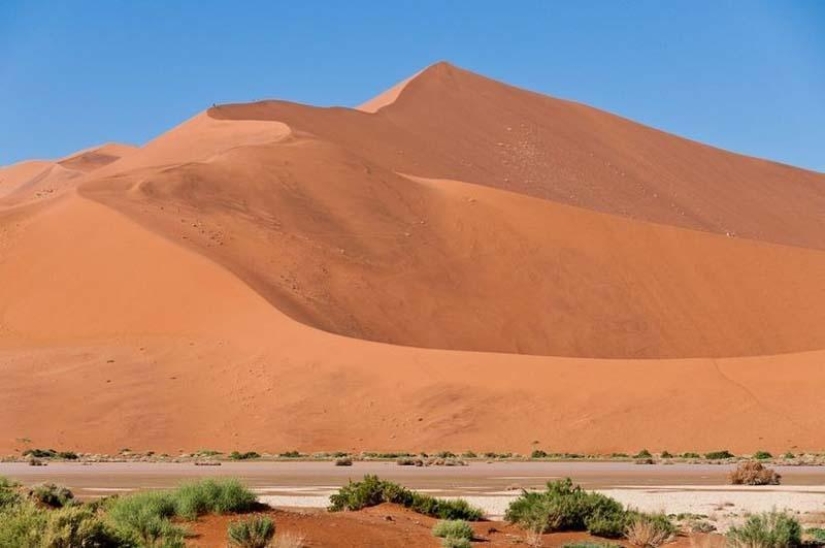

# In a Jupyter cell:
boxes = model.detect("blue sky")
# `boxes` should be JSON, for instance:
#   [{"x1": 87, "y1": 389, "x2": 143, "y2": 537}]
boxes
[{"x1": 1, "y1": 1, "x2": 823, "y2": 171}]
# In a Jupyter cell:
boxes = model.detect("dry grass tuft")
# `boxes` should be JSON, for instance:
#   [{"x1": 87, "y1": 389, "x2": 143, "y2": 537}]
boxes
[
  {"x1": 272, "y1": 531, "x2": 306, "y2": 548},
  {"x1": 626, "y1": 515, "x2": 675, "y2": 548}
]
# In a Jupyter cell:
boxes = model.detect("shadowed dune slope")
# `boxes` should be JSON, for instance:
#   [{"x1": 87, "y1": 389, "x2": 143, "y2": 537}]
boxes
[
  {"x1": 82, "y1": 134, "x2": 825, "y2": 358},
  {"x1": 213, "y1": 62, "x2": 825, "y2": 250},
  {"x1": 2, "y1": 62, "x2": 825, "y2": 453}
]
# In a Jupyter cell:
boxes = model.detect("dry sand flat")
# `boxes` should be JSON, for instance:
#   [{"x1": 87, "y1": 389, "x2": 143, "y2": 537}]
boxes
[{"x1": 1, "y1": 62, "x2": 825, "y2": 454}]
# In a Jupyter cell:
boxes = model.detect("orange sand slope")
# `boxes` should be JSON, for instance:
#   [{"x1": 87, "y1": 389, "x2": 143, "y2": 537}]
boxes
[{"x1": 1, "y1": 62, "x2": 825, "y2": 454}]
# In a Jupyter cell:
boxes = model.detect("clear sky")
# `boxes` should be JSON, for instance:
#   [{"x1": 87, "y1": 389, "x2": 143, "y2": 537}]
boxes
[{"x1": 1, "y1": 1, "x2": 823, "y2": 171}]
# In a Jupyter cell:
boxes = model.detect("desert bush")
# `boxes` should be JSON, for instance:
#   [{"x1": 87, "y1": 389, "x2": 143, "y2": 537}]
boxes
[
  {"x1": 625, "y1": 513, "x2": 675, "y2": 547},
  {"x1": 228, "y1": 516, "x2": 275, "y2": 548},
  {"x1": 754, "y1": 451, "x2": 773, "y2": 460},
  {"x1": 432, "y1": 519, "x2": 474, "y2": 540},
  {"x1": 22, "y1": 448, "x2": 58, "y2": 459},
  {"x1": 41, "y1": 504, "x2": 122, "y2": 548},
  {"x1": 28, "y1": 483, "x2": 75, "y2": 508},
  {"x1": 229, "y1": 451, "x2": 261, "y2": 461},
  {"x1": 441, "y1": 537, "x2": 472, "y2": 548},
  {"x1": 505, "y1": 478, "x2": 627, "y2": 537},
  {"x1": 660, "y1": 451, "x2": 673, "y2": 459},
  {"x1": 634, "y1": 449, "x2": 653, "y2": 459},
  {"x1": 334, "y1": 457, "x2": 353, "y2": 466},
  {"x1": 531, "y1": 450, "x2": 549, "y2": 459},
  {"x1": 681, "y1": 452, "x2": 701, "y2": 459},
  {"x1": 0, "y1": 476, "x2": 22, "y2": 509},
  {"x1": 328, "y1": 475, "x2": 482, "y2": 520},
  {"x1": 783, "y1": 452, "x2": 795, "y2": 459},
  {"x1": 805, "y1": 527, "x2": 825, "y2": 543},
  {"x1": 279, "y1": 451, "x2": 302, "y2": 459},
  {"x1": 174, "y1": 478, "x2": 256, "y2": 519},
  {"x1": 727, "y1": 511, "x2": 801, "y2": 548},
  {"x1": 705, "y1": 450, "x2": 735, "y2": 460},
  {"x1": 461, "y1": 451, "x2": 477, "y2": 459},
  {"x1": 396, "y1": 457, "x2": 423, "y2": 466},
  {"x1": 564, "y1": 543, "x2": 622, "y2": 548},
  {"x1": 105, "y1": 489, "x2": 184, "y2": 546},
  {"x1": 729, "y1": 461, "x2": 781, "y2": 486},
  {"x1": 0, "y1": 501, "x2": 49, "y2": 547}
]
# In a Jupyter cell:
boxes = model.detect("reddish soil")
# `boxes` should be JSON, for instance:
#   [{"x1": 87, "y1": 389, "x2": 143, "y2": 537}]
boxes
[{"x1": 185, "y1": 504, "x2": 724, "y2": 548}]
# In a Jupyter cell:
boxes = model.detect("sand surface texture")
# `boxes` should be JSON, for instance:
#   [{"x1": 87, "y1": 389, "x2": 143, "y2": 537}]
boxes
[{"x1": 2, "y1": 62, "x2": 825, "y2": 454}]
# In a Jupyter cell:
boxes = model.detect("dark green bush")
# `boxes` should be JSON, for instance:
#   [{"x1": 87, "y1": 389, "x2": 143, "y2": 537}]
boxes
[
  {"x1": 229, "y1": 451, "x2": 261, "y2": 460},
  {"x1": 531, "y1": 450, "x2": 549, "y2": 459},
  {"x1": 704, "y1": 450, "x2": 735, "y2": 460},
  {"x1": 754, "y1": 451, "x2": 773, "y2": 460},
  {"x1": 227, "y1": 516, "x2": 275, "y2": 548},
  {"x1": 328, "y1": 475, "x2": 482, "y2": 520},
  {"x1": 727, "y1": 511, "x2": 801, "y2": 548},
  {"x1": 279, "y1": 451, "x2": 302, "y2": 458},
  {"x1": 22, "y1": 448, "x2": 58, "y2": 459},
  {"x1": 505, "y1": 478, "x2": 627, "y2": 537},
  {"x1": 28, "y1": 483, "x2": 75, "y2": 508},
  {"x1": 681, "y1": 452, "x2": 701, "y2": 459},
  {"x1": 633, "y1": 449, "x2": 652, "y2": 459}
]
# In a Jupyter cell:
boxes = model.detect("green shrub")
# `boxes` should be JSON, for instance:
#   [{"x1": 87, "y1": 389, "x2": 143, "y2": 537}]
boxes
[
  {"x1": 441, "y1": 537, "x2": 472, "y2": 548},
  {"x1": 705, "y1": 450, "x2": 735, "y2": 460},
  {"x1": 531, "y1": 450, "x2": 549, "y2": 459},
  {"x1": 660, "y1": 451, "x2": 673, "y2": 459},
  {"x1": 57, "y1": 451, "x2": 79, "y2": 460},
  {"x1": 227, "y1": 516, "x2": 275, "y2": 548},
  {"x1": 432, "y1": 519, "x2": 474, "y2": 539},
  {"x1": 805, "y1": 527, "x2": 825, "y2": 543},
  {"x1": 106, "y1": 490, "x2": 183, "y2": 546},
  {"x1": 681, "y1": 452, "x2": 701, "y2": 459},
  {"x1": 784, "y1": 452, "x2": 795, "y2": 459},
  {"x1": 505, "y1": 478, "x2": 626, "y2": 537},
  {"x1": 42, "y1": 505, "x2": 122, "y2": 548},
  {"x1": 461, "y1": 451, "x2": 477, "y2": 459},
  {"x1": 328, "y1": 475, "x2": 482, "y2": 520},
  {"x1": 174, "y1": 479, "x2": 256, "y2": 519},
  {"x1": 229, "y1": 451, "x2": 261, "y2": 461},
  {"x1": 754, "y1": 451, "x2": 773, "y2": 460},
  {"x1": 0, "y1": 501, "x2": 49, "y2": 547},
  {"x1": 0, "y1": 476, "x2": 22, "y2": 509},
  {"x1": 633, "y1": 449, "x2": 652, "y2": 459},
  {"x1": 28, "y1": 483, "x2": 75, "y2": 508},
  {"x1": 279, "y1": 451, "x2": 302, "y2": 459},
  {"x1": 22, "y1": 448, "x2": 58, "y2": 459},
  {"x1": 727, "y1": 511, "x2": 801, "y2": 548}
]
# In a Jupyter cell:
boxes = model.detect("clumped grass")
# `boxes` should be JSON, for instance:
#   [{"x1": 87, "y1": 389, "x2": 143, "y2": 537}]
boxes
[
  {"x1": 432, "y1": 519, "x2": 474, "y2": 539},
  {"x1": 272, "y1": 531, "x2": 306, "y2": 548},
  {"x1": 633, "y1": 449, "x2": 653, "y2": 459},
  {"x1": 727, "y1": 510, "x2": 801, "y2": 548},
  {"x1": 441, "y1": 537, "x2": 472, "y2": 548},
  {"x1": 174, "y1": 478, "x2": 256, "y2": 519},
  {"x1": 28, "y1": 482, "x2": 75, "y2": 508},
  {"x1": 328, "y1": 475, "x2": 483, "y2": 520},
  {"x1": 729, "y1": 461, "x2": 781, "y2": 486},
  {"x1": 660, "y1": 451, "x2": 673, "y2": 459},
  {"x1": 625, "y1": 513, "x2": 675, "y2": 547},
  {"x1": 704, "y1": 450, "x2": 735, "y2": 460},
  {"x1": 754, "y1": 451, "x2": 773, "y2": 460},
  {"x1": 531, "y1": 450, "x2": 549, "y2": 459},
  {"x1": 681, "y1": 452, "x2": 701, "y2": 459},
  {"x1": 505, "y1": 478, "x2": 629, "y2": 538},
  {"x1": 279, "y1": 451, "x2": 303, "y2": 459},
  {"x1": 228, "y1": 516, "x2": 275, "y2": 548}
]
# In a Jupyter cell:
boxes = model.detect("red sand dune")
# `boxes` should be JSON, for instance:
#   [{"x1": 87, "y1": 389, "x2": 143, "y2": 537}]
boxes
[{"x1": 1, "y1": 62, "x2": 824, "y2": 454}]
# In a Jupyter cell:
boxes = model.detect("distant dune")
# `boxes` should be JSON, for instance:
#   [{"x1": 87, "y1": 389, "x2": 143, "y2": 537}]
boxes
[{"x1": 1, "y1": 62, "x2": 824, "y2": 454}]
